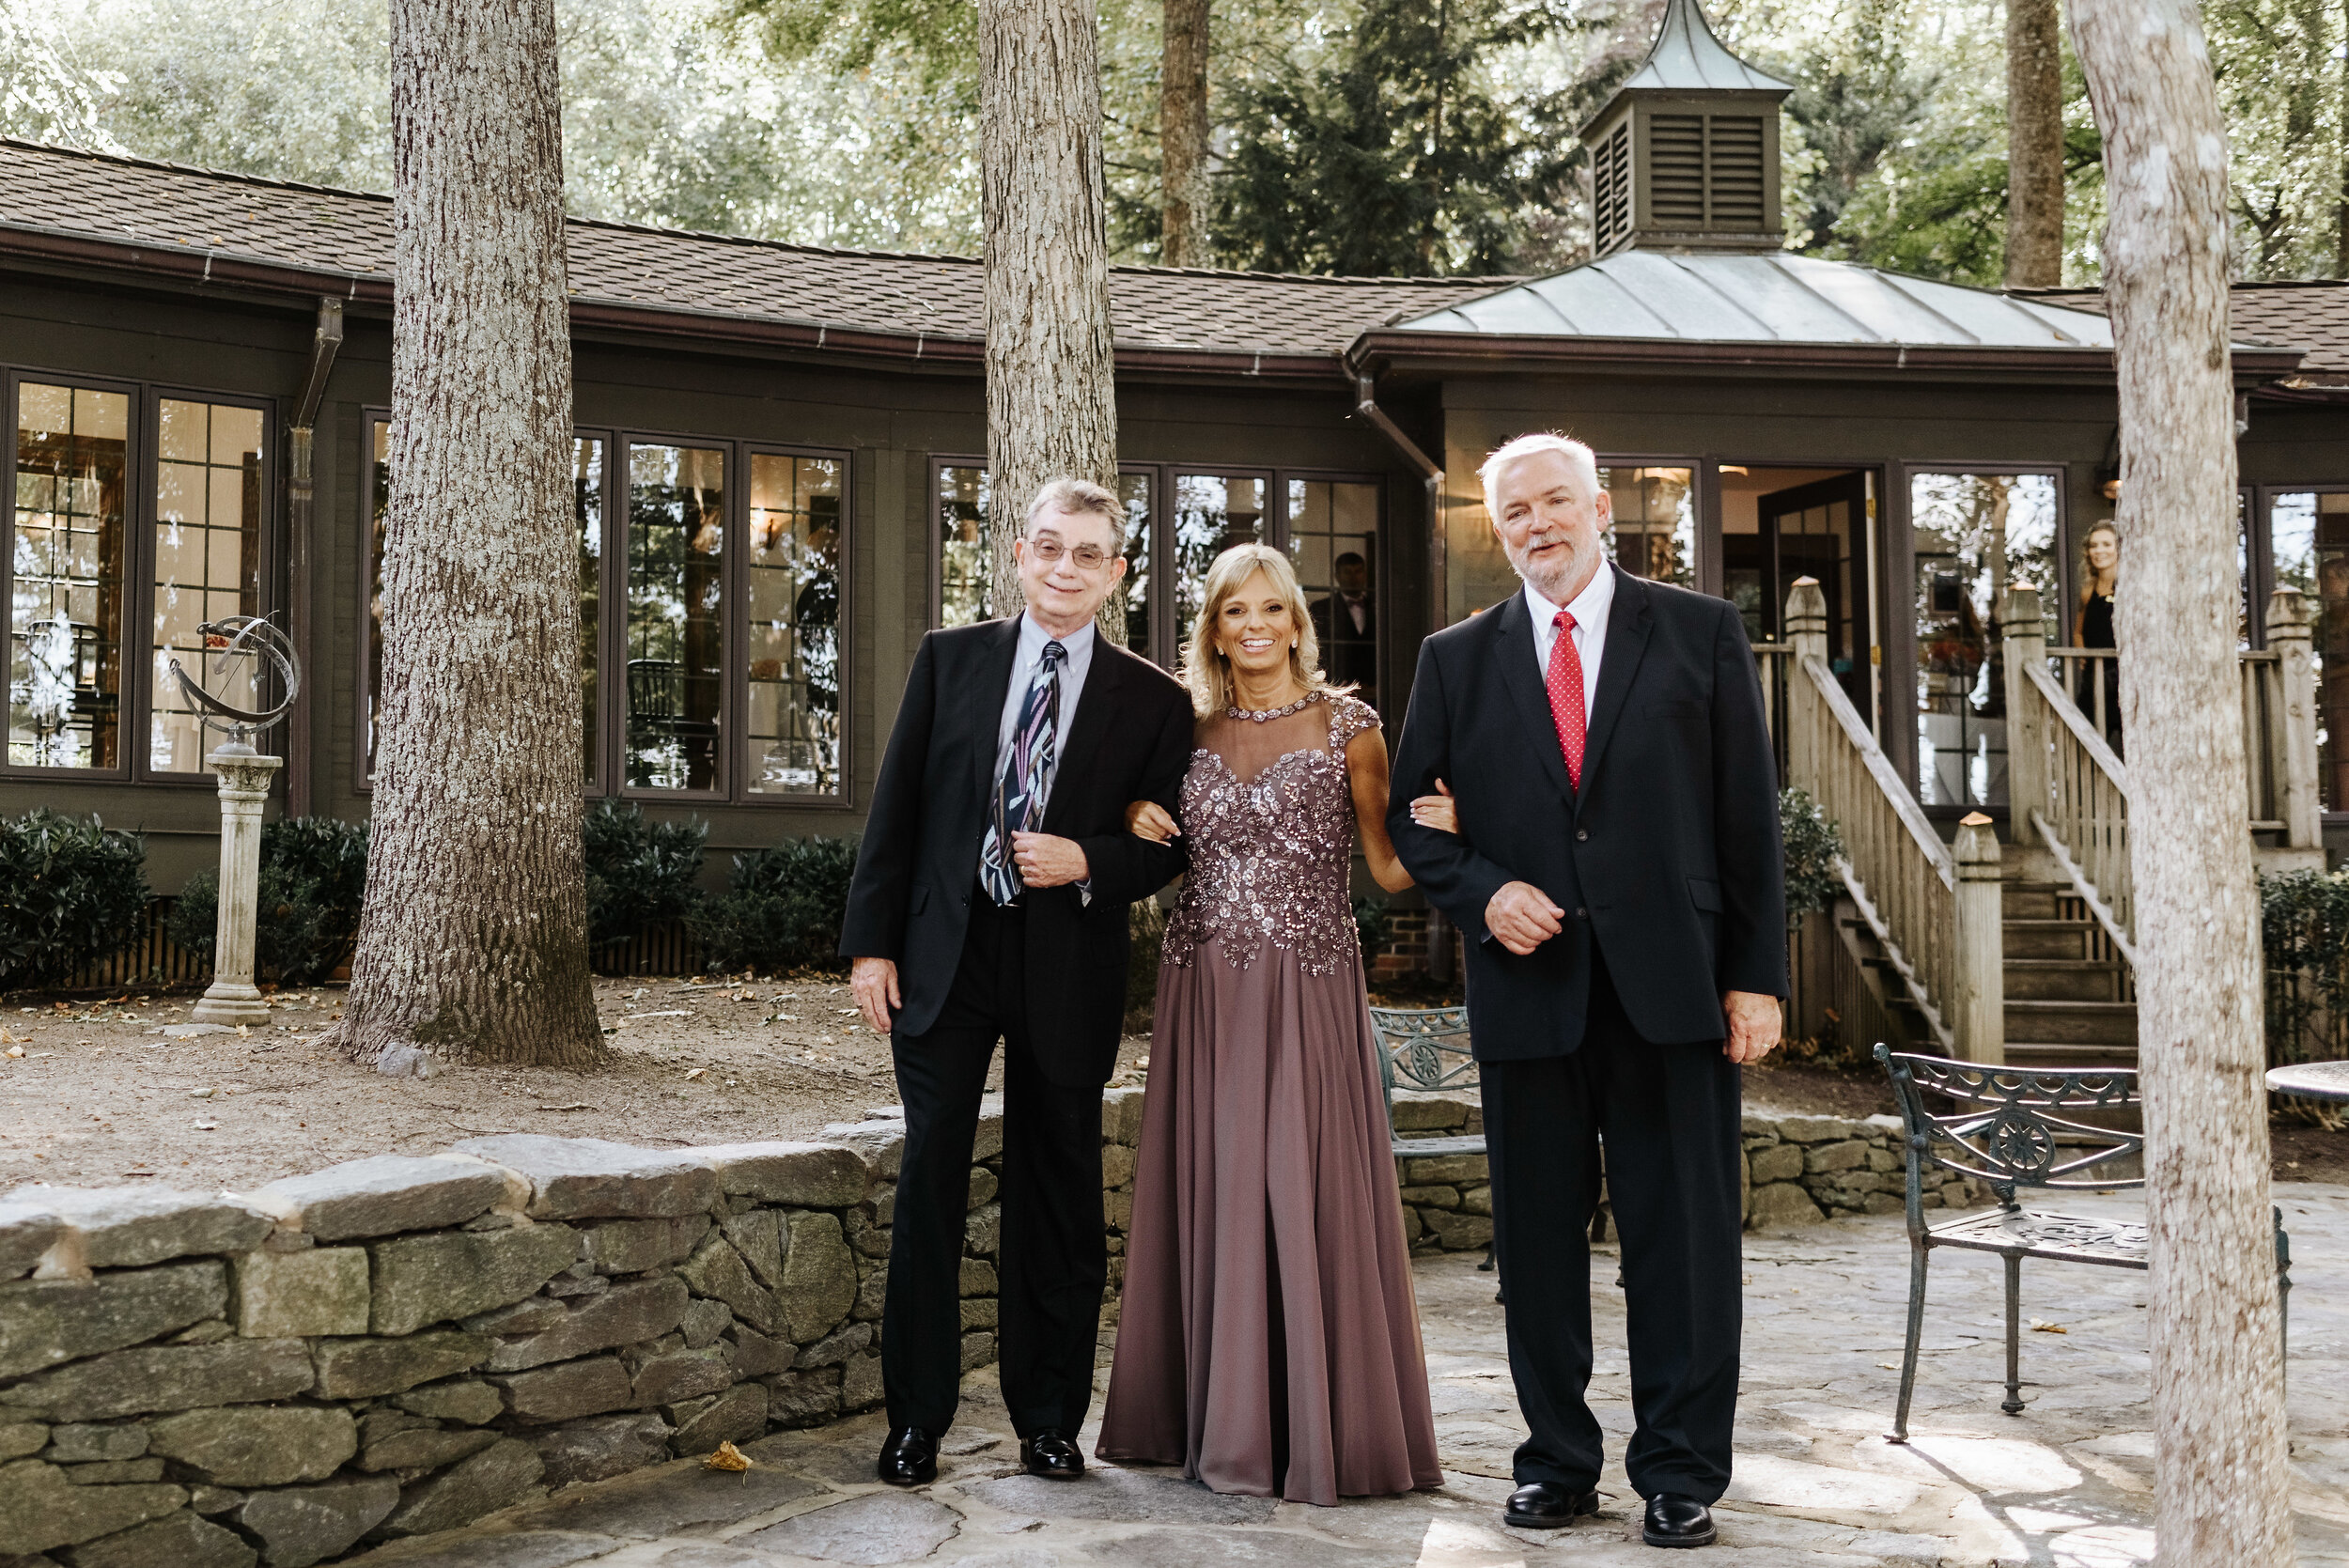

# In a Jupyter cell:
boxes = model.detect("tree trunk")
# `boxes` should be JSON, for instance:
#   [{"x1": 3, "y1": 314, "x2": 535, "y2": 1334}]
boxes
[
  {"x1": 980, "y1": 0, "x2": 1125, "y2": 644},
  {"x1": 2005, "y1": 0, "x2": 2065, "y2": 287},
  {"x1": 335, "y1": 0, "x2": 604, "y2": 1074},
  {"x1": 1159, "y1": 0, "x2": 1212, "y2": 268},
  {"x1": 2067, "y1": 4, "x2": 2292, "y2": 1563}
]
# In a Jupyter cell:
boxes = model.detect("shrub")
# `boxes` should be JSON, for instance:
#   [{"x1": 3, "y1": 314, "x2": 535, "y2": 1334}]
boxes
[
  {"x1": 583, "y1": 800, "x2": 708, "y2": 953},
  {"x1": 1126, "y1": 898, "x2": 1167, "y2": 1035},
  {"x1": 165, "y1": 816, "x2": 368, "y2": 986},
  {"x1": 689, "y1": 834, "x2": 860, "y2": 975},
  {"x1": 1780, "y1": 787, "x2": 1846, "y2": 928},
  {"x1": 0, "y1": 810, "x2": 149, "y2": 990},
  {"x1": 2260, "y1": 867, "x2": 2349, "y2": 1071},
  {"x1": 1352, "y1": 894, "x2": 1393, "y2": 958}
]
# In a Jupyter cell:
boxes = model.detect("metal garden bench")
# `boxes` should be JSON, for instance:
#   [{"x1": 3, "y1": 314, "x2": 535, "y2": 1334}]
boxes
[
  {"x1": 1368, "y1": 1004, "x2": 1496, "y2": 1275},
  {"x1": 1875, "y1": 1044, "x2": 2293, "y2": 1443}
]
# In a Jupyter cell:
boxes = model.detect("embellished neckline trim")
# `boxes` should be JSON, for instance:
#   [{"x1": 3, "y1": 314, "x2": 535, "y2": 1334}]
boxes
[{"x1": 1227, "y1": 689, "x2": 1328, "y2": 723}]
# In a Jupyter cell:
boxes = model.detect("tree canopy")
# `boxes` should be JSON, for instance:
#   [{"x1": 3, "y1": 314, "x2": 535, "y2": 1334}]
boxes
[{"x1": 7, "y1": 0, "x2": 2346, "y2": 282}]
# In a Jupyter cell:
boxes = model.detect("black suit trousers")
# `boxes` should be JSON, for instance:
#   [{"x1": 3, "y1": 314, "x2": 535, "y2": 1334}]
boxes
[
  {"x1": 882, "y1": 891, "x2": 1107, "y2": 1439},
  {"x1": 1483, "y1": 955, "x2": 1744, "y2": 1503}
]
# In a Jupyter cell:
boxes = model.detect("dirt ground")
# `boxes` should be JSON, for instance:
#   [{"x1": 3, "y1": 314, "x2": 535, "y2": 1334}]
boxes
[
  {"x1": 3, "y1": 977, "x2": 2342, "y2": 1193},
  {"x1": 0, "y1": 976, "x2": 1149, "y2": 1196}
]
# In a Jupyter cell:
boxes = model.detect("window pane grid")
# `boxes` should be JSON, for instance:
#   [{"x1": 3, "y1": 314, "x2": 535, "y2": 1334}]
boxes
[
  {"x1": 1599, "y1": 465, "x2": 1695, "y2": 590},
  {"x1": 1911, "y1": 472, "x2": 2058, "y2": 809},
  {"x1": 1174, "y1": 474, "x2": 1266, "y2": 656},
  {"x1": 746, "y1": 453, "x2": 842, "y2": 796},
  {"x1": 626, "y1": 443, "x2": 726, "y2": 793},
  {"x1": 11, "y1": 383, "x2": 130, "y2": 769},
  {"x1": 149, "y1": 397, "x2": 262, "y2": 773},
  {"x1": 1284, "y1": 478, "x2": 1379, "y2": 706}
]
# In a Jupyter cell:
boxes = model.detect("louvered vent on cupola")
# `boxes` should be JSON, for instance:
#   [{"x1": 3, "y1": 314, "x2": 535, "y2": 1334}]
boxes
[{"x1": 1579, "y1": 0, "x2": 1792, "y2": 256}]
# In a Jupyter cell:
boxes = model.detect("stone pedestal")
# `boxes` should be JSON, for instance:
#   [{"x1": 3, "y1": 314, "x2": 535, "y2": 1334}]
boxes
[{"x1": 193, "y1": 742, "x2": 284, "y2": 1026}]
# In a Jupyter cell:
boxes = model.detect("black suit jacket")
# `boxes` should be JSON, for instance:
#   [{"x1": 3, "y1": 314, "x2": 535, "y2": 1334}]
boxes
[
  {"x1": 839, "y1": 617, "x2": 1192, "y2": 1086},
  {"x1": 1387, "y1": 566, "x2": 1786, "y2": 1059}
]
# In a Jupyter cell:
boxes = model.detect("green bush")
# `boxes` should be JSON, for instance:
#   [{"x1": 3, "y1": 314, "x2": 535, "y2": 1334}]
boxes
[
  {"x1": 1780, "y1": 787, "x2": 1847, "y2": 928},
  {"x1": 165, "y1": 817, "x2": 367, "y2": 986},
  {"x1": 1352, "y1": 894, "x2": 1393, "y2": 957},
  {"x1": 688, "y1": 835, "x2": 860, "y2": 975},
  {"x1": 2260, "y1": 867, "x2": 2349, "y2": 1069},
  {"x1": 0, "y1": 810, "x2": 149, "y2": 990},
  {"x1": 583, "y1": 800, "x2": 708, "y2": 953}
]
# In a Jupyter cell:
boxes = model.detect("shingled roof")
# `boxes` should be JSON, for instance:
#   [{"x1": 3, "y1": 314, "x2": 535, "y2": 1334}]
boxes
[
  {"x1": 0, "y1": 138, "x2": 1514, "y2": 379},
  {"x1": 2022, "y1": 281, "x2": 2349, "y2": 382}
]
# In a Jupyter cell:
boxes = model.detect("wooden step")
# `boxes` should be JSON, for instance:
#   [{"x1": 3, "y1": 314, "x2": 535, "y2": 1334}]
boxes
[
  {"x1": 2004, "y1": 999, "x2": 2139, "y2": 1046},
  {"x1": 2001, "y1": 1041, "x2": 2141, "y2": 1069},
  {"x1": 2001, "y1": 882, "x2": 2070, "y2": 921},
  {"x1": 2004, "y1": 918, "x2": 2097, "y2": 961},
  {"x1": 2002, "y1": 959, "x2": 2125, "y2": 1002}
]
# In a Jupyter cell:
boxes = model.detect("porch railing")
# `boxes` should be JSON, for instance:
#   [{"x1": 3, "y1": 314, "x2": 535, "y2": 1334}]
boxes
[
  {"x1": 1782, "y1": 580, "x2": 2003, "y2": 1061},
  {"x1": 2002, "y1": 582, "x2": 2323, "y2": 963}
]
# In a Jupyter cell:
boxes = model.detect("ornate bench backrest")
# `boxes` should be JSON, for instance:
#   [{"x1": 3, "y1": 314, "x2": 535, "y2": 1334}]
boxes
[
  {"x1": 1369, "y1": 1005, "x2": 1477, "y2": 1111},
  {"x1": 1875, "y1": 1044, "x2": 2144, "y2": 1205}
]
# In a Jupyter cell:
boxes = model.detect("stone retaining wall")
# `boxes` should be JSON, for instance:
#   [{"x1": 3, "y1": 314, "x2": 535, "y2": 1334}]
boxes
[
  {"x1": 0, "y1": 1090, "x2": 1145, "y2": 1568},
  {"x1": 0, "y1": 1084, "x2": 1953, "y2": 1567},
  {"x1": 1385, "y1": 1094, "x2": 1981, "y2": 1249}
]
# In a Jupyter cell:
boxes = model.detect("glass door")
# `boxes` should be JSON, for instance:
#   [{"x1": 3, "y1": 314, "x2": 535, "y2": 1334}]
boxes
[{"x1": 1909, "y1": 471, "x2": 2059, "y2": 809}]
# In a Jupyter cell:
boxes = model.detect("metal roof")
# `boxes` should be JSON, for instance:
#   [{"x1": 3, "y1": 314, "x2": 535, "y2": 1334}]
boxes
[
  {"x1": 1617, "y1": 0, "x2": 1793, "y2": 97},
  {"x1": 1392, "y1": 251, "x2": 2116, "y2": 349}
]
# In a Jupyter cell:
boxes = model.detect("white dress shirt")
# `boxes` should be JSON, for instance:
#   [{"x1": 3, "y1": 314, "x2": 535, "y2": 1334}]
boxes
[{"x1": 1523, "y1": 561, "x2": 1614, "y2": 716}]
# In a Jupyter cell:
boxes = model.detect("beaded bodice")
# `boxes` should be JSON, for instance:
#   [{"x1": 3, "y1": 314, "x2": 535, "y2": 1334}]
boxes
[{"x1": 1162, "y1": 691, "x2": 1380, "y2": 975}]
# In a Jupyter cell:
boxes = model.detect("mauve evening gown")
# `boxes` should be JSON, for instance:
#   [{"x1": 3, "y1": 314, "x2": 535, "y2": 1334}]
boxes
[{"x1": 1096, "y1": 690, "x2": 1442, "y2": 1504}]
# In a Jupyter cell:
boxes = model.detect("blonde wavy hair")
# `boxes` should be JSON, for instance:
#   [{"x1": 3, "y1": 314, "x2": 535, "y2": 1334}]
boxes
[{"x1": 1179, "y1": 542, "x2": 1348, "y2": 718}]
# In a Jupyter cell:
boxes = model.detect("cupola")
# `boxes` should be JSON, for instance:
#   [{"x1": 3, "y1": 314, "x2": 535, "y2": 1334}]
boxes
[{"x1": 1579, "y1": 0, "x2": 1794, "y2": 256}]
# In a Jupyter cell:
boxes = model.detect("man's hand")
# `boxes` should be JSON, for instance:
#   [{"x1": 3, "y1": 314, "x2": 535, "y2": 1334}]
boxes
[
  {"x1": 851, "y1": 956, "x2": 901, "y2": 1036},
  {"x1": 1722, "y1": 990, "x2": 1781, "y2": 1064},
  {"x1": 1486, "y1": 880, "x2": 1565, "y2": 956},
  {"x1": 1011, "y1": 831, "x2": 1090, "y2": 889}
]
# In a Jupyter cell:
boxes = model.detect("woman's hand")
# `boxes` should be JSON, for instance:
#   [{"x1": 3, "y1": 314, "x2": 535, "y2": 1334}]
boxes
[
  {"x1": 1126, "y1": 800, "x2": 1180, "y2": 844},
  {"x1": 1408, "y1": 779, "x2": 1458, "y2": 835}
]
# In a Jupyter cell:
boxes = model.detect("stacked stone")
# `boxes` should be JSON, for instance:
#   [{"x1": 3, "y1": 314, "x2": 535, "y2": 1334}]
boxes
[
  {"x1": 1742, "y1": 1112, "x2": 1980, "y2": 1227},
  {"x1": 0, "y1": 1127, "x2": 943, "y2": 1568},
  {"x1": 1389, "y1": 1092, "x2": 1493, "y2": 1255}
]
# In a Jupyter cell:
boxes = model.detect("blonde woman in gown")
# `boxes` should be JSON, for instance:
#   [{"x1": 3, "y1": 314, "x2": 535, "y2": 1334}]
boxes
[{"x1": 1096, "y1": 543, "x2": 1455, "y2": 1504}]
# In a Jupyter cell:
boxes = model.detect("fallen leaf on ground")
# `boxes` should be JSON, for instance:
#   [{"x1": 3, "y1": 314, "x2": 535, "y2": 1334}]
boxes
[
  {"x1": 537, "y1": 1103, "x2": 596, "y2": 1111},
  {"x1": 189, "y1": 1087, "x2": 215, "y2": 1100},
  {"x1": 684, "y1": 1067, "x2": 708, "y2": 1080},
  {"x1": 194, "y1": 1120, "x2": 218, "y2": 1131},
  {"x1": 2030, "y1": 1318, "x2": 2068, "y2": 1334},
  {"x1": 704, "y1": 1440, "x2": 751, "y2": 1472},
  {"x1": 3, "y1": 1047, "x2": 23, "y2": 1059},
  {"x1": 235, "y1": 1025, "x2": 250, "y2": 1037}
]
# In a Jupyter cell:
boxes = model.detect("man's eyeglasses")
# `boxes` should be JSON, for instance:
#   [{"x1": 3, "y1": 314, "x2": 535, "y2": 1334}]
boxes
[{"x1": 1029, "y1": 536, "x2": 1115, "y2": 571}]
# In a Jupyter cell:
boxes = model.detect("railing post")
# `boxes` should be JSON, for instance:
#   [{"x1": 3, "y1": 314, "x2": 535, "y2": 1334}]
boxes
[
  {"x1": 1952, "y1": 811, "x2": 2005, "y2": 1064},
  {"x1": 2000, "y1": 585, "x2": 2047, "y2": 839},
  {"x1": 2266, "y1": 586, "x2": 2323, "y2": 849},
  {"x1": 1784, "y1": 578, "x2": 1828, "y2": 796}
]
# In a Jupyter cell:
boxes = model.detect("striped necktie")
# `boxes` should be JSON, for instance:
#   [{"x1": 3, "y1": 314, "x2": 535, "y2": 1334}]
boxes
[{"x1": 980, "y1": 640, "x2": 1066, "y2": 906}]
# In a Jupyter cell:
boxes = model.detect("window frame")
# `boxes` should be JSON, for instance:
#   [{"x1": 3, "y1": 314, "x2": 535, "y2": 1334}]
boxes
[
  {"x1": 359, "y1": 413, "x2": 853, "y2": 808},
  {"x1": 136, "y1": 384, "x2": 279, "y2": 783},
  {"x1": 2, "y1": 366, "x2": 279, "y2": 786},
  {"x1": 2256, "y1": 482, "x2": 2349, "y2": 823}
]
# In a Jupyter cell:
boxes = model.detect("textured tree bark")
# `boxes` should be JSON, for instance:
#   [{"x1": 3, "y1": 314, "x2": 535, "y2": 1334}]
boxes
[
  {"x1": 2005, "y1": 0, "x2": 2065, "y2": 287},
  {"x1": 2068, "y1": 3, "x2": 2291, "y2": 1562},
  {"x1": 334, "y1": 0, "x2": 604, "y2": 1074},
  {"x1": 1159, "y1": 0, "x2": 1212, "y2": 268},
  {"x1": 980, "y1": 0, "x2": 1126, "y2": 644}
]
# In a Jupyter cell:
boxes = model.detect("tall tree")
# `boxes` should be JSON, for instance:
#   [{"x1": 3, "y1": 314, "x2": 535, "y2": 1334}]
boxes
[
  {"x1": 2067, "y1": 2, "x2": 2292, "y2": 1564},
  {"x1": 2004, "y1": 0, "x2": 2064, "y2": 284},
  {"x1": 336, "y1": 0, "x2": 604, "y2": 1074},
  {"x1": 1159, "y1": 0, "x2": 1213, "y2": 265},
  {"x1": 978, "y1": 0, "x2": 1124, "y2": 638}
]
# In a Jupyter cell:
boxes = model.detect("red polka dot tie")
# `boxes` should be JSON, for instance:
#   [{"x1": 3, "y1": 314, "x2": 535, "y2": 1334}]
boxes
[{"x1": 1548, "y1": 609, "x2": 1586, "y2": 789}]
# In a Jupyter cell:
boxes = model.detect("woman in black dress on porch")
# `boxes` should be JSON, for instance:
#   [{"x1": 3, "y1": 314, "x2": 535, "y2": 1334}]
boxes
[{"x1": 2075, "y1": 521, "x2": 2121, "y2": 750}]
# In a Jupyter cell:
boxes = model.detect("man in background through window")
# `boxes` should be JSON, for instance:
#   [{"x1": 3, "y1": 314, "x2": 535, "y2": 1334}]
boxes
[{"x1": 1311, "y1": 551, "x2": 1377, "y2": 704}]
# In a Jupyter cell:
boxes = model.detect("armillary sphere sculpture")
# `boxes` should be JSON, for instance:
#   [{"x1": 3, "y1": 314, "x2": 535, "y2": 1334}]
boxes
[
  {"x1": 166, "y1": 613, "x2": 301, "y2": 749},
  {"x1": 172, "y1": 614, "x2": 303, "y2": 1027}
]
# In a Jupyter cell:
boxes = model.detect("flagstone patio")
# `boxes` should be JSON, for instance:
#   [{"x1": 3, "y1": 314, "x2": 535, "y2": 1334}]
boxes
[{"x1": 348, "y1": 1185, "x2": 2349, "y2": 1568}]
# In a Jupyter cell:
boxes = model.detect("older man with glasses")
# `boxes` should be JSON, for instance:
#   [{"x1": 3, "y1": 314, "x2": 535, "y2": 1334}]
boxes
[{"x1": 841, "y1": 476, "x2": 1193, "y2": 1487}]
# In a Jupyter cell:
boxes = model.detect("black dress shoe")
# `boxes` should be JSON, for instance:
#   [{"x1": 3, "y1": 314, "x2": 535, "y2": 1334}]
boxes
[
  {"x1": 1019, "y1": 1428, "x2": 1084, "y2": 1479},
  {"x1": 1502, "y1": 1481, "x2": 1601, "y2": 1529},
  {"x1": 1642, "y1": 1494, "x2": 1718, "y2": 1548},
  {"x1": 877, "y1": 1426, "x2": 938, "y2": 1485}
]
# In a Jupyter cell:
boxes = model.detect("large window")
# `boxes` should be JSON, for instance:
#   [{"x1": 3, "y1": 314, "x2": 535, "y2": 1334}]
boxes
[
  {"x1": 1600, "y1": 464, "x2": 1696, "y2": 590},
  {"x1": 366, "y1": 419, "x2": 847, "y2": 802},
  {"x1": 150, "y1": 398, "x2": 264, "y2": 773},
  {"x1": 1910, "y1": 471, "x2": 2060, "y2": 809},
  {"x1": 934, "y1": 461, "x2": 1383, "y2": 704},
  {"x1": 2270, "y1": 489, "x2": 2349, "y2": 810},
  {"x1": 5, "y1": 375, "x2": 271, "y2": 782}
]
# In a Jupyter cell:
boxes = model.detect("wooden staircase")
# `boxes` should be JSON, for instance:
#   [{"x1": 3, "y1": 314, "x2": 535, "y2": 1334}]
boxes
[{"x1": 2000, "y1": 878, "x2": 2137, "y2": 1066}]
